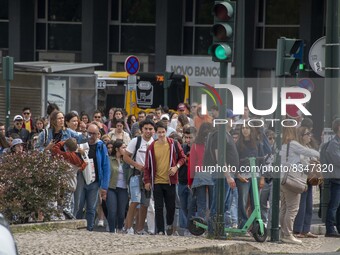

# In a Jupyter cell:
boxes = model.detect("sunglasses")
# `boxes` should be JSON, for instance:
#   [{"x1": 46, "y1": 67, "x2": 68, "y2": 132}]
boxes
[
  {"x1": 94, "y1": 116, "x2": 101, "y2": 119},
  {"x1": 23, "y1": 112, "x2": 30, "y2": 115}
]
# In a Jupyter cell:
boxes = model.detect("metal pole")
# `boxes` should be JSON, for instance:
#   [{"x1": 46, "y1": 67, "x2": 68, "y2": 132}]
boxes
[
  {"x1": 5, "y1": 78, "x2": 10, "y2": 130},
  {"x1": 2, "y1": 57, "x2": 13, "y2": 130},
  {"x1": 271, "y1": 38, "x2": 284, "y2": 242},
  {"x1": 215, "y1": 62, "x2": 228, "y2": 238},
  {"x1": 322, "y1": 0, "x2": 340, "y2": 222},
  {"x1": 164, "y1": 72, "x2": 169, "y2": 107},
  {"x1": 271, "y1": 77, "x2": 283, "y2": 242}
]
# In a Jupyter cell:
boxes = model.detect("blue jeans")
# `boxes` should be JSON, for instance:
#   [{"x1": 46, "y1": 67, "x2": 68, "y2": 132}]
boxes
[
  {"x1": 326, "y1": 180, "x2": 340, "y2": 234},
  {"x1": 208, "y1": 178, "x2": 232, "y2": 233},
  {"x1": 260, "y1": 180, "x2": 272, "y2": 225},
  {"x1": 178, "y1": 183, "x2": 194, "y2": 228},
  {"x1": 106, "y1": 187, "x2": 129, "y2": 233},
  {"x1": 193, "y1": 185, "x2": 213, "y2": 220},
  {"x1": 236, "y1": 178, "x2": 254, "y2": 228},
  {"x1": 73, "y1": 171, "x2": 85, "y2": 216},
  {"x1": 293, "y1": 184, "x2": 313, "y2": 233},
  {"x1": 76, "y1": 181, "x2": 99, "y2": 231},
  {"x1": 225, "y1": 187, "x2": 238, "y2": 226}
]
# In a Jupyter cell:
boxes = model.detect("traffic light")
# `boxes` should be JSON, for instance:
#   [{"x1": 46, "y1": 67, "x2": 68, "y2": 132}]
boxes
[
  {"x1": 209, "y1": 1, "x2": 236, "y2": 62},
  {"x1": 276, "y1": 37, "x2": 304, "y2": 76}
]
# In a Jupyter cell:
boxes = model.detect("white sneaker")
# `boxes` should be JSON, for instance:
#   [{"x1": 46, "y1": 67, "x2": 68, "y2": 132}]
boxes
[
  {"x1": 97, "y1": 220, "x2": 104, "y2": 227},
  {"x1": 136, "y1": 229, "x2": 149, "y2": 235},
  {"x1": 281, "y1": 235, "x2": 302, "y2": 245},
  {"x1": 127, "y1": 227, "x2": 135, "y2": 235},
  {"x1": 183, "y1": 229, "x2": 192, "y2": 236}
]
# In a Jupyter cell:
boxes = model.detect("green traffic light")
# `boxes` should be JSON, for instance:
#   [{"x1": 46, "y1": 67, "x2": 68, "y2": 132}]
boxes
[
  {"x1": 215, "y1": 45, "x2": 227, "y2": 60},
  {"x1": 299, "y1": 63, "x2": 304, "y2": 70},
  {"x1": 214, "y1": 44, "x2": 232, "y2": 60}
]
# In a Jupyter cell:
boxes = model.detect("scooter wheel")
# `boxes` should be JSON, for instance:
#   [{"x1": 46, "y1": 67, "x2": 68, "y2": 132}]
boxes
[
  {"x1": 188, "y1": 217, "x2": 206, "y2": 236},
  {"x1": 252, "y1": 221, "x2": 267, "y2": 242}
]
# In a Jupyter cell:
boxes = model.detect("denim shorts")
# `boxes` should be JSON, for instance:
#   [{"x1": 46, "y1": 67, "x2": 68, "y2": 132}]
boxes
[{"x1": 129, "y1": 175, "x2": 141, "y2": 203}]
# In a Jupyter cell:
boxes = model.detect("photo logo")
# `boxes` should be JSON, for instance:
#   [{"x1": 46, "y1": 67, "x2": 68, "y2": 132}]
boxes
[
  {"x1": 199, "y1": 84, "x2": 312, "y2": 128},
  {"x1": 197, "y1": 82, "x2": 222, "y2": 114},
  {"x1": 200, "y1": 84, "x2": 311, "y2": 116}
]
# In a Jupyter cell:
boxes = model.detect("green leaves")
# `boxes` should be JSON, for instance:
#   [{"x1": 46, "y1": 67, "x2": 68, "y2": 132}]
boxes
[{"x1": 0, "y1": 151, "x2": 72, "y2": 224}]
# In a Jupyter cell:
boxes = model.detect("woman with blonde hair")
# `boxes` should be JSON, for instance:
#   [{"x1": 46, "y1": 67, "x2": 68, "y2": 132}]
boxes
[
  {"x1": 280, "y1": 126, "x2": 319, "y2": 244},
  {"x1": 293, "y1": 126, "x2": 319, "y2": 238}
]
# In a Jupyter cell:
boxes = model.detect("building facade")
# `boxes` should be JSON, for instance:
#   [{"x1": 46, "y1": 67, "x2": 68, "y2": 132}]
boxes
[{"x1": 0, "y1": 0, "x2": 326, "y2": 135}]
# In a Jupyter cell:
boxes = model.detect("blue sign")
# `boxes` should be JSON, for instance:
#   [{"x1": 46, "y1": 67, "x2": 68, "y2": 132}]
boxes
[
  {"x1": 125, "y1": 56, "x2": 140, "y2": 75},
  {"x1": 298, "y1": 78, "x2": 315, "y2": 92}
]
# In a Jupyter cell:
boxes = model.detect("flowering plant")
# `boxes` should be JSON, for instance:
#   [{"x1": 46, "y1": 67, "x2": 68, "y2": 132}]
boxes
[{"x1": 0, "y1": 151, "x2": 72, "y2": 224}]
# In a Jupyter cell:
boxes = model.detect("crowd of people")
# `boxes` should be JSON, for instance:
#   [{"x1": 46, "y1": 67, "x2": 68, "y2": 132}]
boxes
[{"x1": 0, "y1": 101, "x2": 339, "y2": 244}]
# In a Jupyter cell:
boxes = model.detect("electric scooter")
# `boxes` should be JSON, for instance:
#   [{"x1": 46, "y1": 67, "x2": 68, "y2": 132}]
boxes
[{"x1": 188, "y1": 157, "x2": 268, "y2": 242}]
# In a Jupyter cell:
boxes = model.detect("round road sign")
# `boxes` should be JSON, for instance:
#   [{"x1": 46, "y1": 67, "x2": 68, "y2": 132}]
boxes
[
  {"x1": 286, "y1": 89, "x2": 306, "y2": 118},
  {"x1": 308, "y1": 36, "x2": 325, "y2": 77},
  {"x1": 125, "y1": 55, "x2": 140, "y2": 75},
  {"x1": 298, "y1": 78, "x2": 315, "y2": 92}
]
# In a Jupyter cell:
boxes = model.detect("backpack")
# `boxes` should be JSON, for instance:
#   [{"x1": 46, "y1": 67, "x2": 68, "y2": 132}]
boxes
[
  {"x1": 123, "y1": 136, "x2": 142, "y2": 182},
  {"x1": 203, "y1": 130, "x2": 218, "y2": 167},
  {"x1": 320, "y1": 140, "x2": 331, "y2": 165}
]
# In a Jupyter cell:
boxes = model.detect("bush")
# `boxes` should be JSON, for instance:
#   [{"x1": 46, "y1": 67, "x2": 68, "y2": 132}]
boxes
[{"x1": 0, "y1": 151, "x2": 72, "y2": 224}]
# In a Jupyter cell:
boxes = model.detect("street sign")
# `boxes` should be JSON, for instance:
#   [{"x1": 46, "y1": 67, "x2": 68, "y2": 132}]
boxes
[
  {"x1": 124, "y1": 55, "x2": 140, "y2": 75},
  {"x1": 308, "y1": 36, "x2": 325, "y2": 77},
  {"x1": 298, "y1": 78, "x2": 315, "y2": 92},
  {"x1": 286, "y1": 89, "x2": 306, "y2": 118},
  {"x1": 127, "y1": 75, "x2": 137, "y2": 91}
]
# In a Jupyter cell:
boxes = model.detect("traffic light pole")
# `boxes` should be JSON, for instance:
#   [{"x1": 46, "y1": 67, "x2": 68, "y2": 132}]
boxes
[
  {"x1": 271, "y1": 77, "x2": 283, "y2": 243},
  {"x1": 215, "y1": 62, "x2": 229, "y2": 239}
]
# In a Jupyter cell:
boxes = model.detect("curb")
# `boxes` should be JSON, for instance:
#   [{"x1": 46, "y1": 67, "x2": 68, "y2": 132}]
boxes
[
  {"x1": 10, "y1": 219, "x2": 87, "y2": 233},
  {"x1": 130, "y1": 243, "x2": 263, "y2": 255}
]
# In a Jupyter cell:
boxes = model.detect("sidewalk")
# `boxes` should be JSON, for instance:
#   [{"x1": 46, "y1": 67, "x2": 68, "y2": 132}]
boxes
[
  {"x1": 12, "y1": 186, "x2": 339, "y2": 255},
  {"x1": 13, "y1": 225, "x2": 340, "y2": 255}
]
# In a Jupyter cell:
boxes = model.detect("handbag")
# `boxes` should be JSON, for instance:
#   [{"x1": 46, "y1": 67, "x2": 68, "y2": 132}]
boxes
[
  {"x1": 82, "y1": 153, "x2": 96, "y2": 185},
  {"x1": 281, "y1": 142, "x2": 308, "y2": 194},
  {"x1": 307, "y1": 160, "x2": 323, "y2": 186}
]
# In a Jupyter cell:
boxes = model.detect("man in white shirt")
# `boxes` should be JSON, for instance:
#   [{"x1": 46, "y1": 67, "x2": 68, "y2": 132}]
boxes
[{"x1": 123, "y1": 119, "x2": 155, "y2": 235}]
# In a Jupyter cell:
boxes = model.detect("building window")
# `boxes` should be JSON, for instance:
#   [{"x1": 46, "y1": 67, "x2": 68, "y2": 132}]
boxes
[
  {"x1": 0, "y1": 0, "x2": 9, "y2": 49},
  {"x1": 109, "y1": 0, "x2": 156, "y2": 54},
  {"x1": 183, "y1": 0, "x2": 213, "y2": 55},
  {"x1": 255, "y1": 0, "x2": 300, "y2": 49},
  {"x1": 36, "y1": 0, "x2": 82, "y2": 51}
]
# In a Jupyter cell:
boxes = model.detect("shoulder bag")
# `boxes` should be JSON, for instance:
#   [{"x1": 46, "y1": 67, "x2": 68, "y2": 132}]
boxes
[{"x1": 281, "y1": 142, "x2": 308, "y2": 194}]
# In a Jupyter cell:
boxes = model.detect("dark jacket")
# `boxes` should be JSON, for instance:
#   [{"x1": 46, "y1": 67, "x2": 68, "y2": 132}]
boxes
[
  {"x1": 6, "y1": 127, "x2": 30, "y2": 143},
  {"x1": 325, "y1": 135, "x2": 340, "y2": 183}
]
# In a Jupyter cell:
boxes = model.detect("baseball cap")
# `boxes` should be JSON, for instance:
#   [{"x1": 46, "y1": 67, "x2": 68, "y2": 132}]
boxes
[
  {"x1": 160, "y1": 114, "x2": 170, "y2": 120},
  {"x1": 226, "y1": 109, "x2": 236, "y2": 118},
  {"x1": 177, "y1": 103, "x2": 186, "y2": 111},
  {"x1": 13, "y1": 115, "x2": 23, "y2": 121},
  {"x1": 11, "y1": 138, "x2": 23, "y2": 148}
]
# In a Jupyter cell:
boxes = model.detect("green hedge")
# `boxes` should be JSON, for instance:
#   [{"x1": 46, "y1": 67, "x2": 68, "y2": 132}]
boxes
[{"x1": 0, "y1": 151, "x2": 72, "y2": 224}]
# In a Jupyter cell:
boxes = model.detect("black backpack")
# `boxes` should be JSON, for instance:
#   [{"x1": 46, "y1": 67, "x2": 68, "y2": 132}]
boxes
[
  {"x1": 203, "y1": 130, "x2": 218, "y2": 167},
  {"x1": 320, "y1": 140, "x2": 331, "y2": 165},
  {"x1": 203, "y1": 130, "x2": 239, "y2": 170}
]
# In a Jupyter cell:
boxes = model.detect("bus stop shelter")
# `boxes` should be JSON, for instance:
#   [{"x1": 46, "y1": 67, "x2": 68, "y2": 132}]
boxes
[{"x1": 0, "y1": 61, "x2": 101, "y2": 124}]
